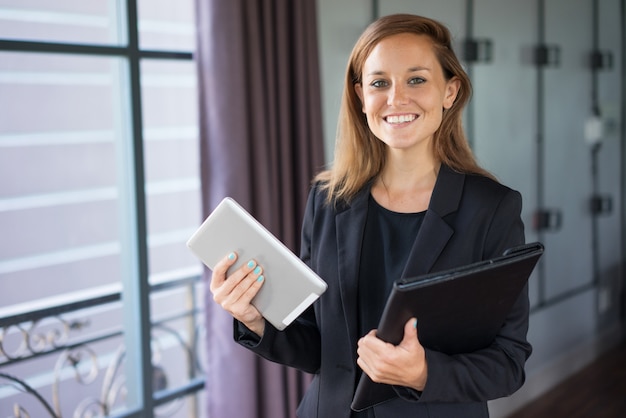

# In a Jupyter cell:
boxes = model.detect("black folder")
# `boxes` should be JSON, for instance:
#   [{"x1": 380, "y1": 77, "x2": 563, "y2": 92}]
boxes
[{"x1": 351, "y1": 242, "x2": 544, "y2": 411}]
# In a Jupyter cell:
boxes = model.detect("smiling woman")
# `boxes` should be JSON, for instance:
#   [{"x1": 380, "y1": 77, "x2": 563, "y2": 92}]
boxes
[{"x1": 211, "y1": 13, "x2": 532, "y2": 418}]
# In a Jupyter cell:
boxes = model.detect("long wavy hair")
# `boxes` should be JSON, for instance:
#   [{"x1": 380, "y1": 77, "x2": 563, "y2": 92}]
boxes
[{"x1": 316, "y1": 14, "x2": 493, "y2": 204}]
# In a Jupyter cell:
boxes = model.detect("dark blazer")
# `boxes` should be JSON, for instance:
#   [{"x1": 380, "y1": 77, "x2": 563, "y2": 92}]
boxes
[{"x1": 236, "y1": 165, "x2": 532, "y2": 418}]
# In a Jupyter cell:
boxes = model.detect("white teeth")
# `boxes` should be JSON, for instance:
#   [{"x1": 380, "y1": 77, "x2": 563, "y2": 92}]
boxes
[{"x1": 386, "y1": 114, "x2": 416, "y2": 124}]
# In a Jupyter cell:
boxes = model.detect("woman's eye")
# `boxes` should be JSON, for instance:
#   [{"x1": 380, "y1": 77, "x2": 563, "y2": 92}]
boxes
[
  {"x1": 371, "y1": 80, "x2": 388, "y2": 88},
  {"x1": 409, "y1": 77, "x2": 425, "y2": 85}
]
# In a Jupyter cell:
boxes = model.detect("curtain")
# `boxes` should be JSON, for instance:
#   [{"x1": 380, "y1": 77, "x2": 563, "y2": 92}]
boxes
[{"x1": 195, "y1": 1, "x2": 325, "y2": 417}]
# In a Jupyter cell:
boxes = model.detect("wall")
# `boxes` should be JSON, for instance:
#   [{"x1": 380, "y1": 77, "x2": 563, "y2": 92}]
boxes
[{"x1": 317, "y1": 0, "x2": 625, "y2": 416}]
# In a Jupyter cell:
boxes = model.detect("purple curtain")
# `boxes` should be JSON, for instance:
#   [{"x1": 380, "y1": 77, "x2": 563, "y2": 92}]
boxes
[{"x1": 194, "y1": 1, "x2": 325, "y2": 417}]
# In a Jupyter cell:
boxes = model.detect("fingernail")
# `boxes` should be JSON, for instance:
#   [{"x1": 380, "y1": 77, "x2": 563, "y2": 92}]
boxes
[
  {"x1": 228, "y1": 252, "x2": 235, "y2": 260},
  {"x1": 413, "y1": 319, "x2": 418, "y2": 328},
  {"x1": 247, "y1": 260, "x2": 255, "y2": 268},
  {"x1": 253, "y1": 266, "x2": 262, "y2": 275},
  {"x1": 257, "y1": 275, "x2": 264, "y2": 282}
]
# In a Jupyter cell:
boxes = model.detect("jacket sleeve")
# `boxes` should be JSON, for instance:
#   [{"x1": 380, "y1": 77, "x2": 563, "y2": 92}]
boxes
[
  {"x1": 233, "y1": 187, "x2": 322, "y2": 374},
  {"x1": 415, "y1": 188, "x2": 532, "y2": 403}
]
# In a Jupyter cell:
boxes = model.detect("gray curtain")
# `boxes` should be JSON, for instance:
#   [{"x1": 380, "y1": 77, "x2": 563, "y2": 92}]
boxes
[{"x1": 195, "y1": 1, "x2": 325, "y2": 417}]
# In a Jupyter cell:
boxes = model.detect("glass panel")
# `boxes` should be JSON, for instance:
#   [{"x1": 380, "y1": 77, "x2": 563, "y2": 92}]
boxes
[
  {"x1": 140, "y1": 59, "x2": 204, "y2": 410},
  {"x1": 0, "y1": 51, "x2": 132, "y2": 417},
  {"x1": 141, "y1": 58, "x2": 201, "y2": 285},
  {"x1": 0, "y1": 52, "x2": 126, "y2": 305},
  {"x1": 0, "y1": 0, "x2": 124, "y2": 45},
  {"x1": 137, "y1": 0, "x2": 195, "y2": 51}
]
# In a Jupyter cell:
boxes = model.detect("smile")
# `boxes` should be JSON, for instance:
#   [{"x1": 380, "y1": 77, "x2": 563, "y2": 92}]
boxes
[{"x1": 385, "y1": 114, "x2": 417, "y2": 124}]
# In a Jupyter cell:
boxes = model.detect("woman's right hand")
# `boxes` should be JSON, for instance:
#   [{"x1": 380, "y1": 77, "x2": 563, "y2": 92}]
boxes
[{"x1": 209, "y1": 252, "x2": 266, "y2": 337}]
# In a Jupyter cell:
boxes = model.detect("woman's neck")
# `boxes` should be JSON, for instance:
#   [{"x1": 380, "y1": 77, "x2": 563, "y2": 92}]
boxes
[{"x1": 372, "y1": 158, "x2": 440, "y2": 213}]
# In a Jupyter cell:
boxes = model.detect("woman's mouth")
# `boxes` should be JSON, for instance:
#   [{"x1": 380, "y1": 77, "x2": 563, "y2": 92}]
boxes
[{"x1": 385, "y1": 114, "x2": 417, "y2": 124}]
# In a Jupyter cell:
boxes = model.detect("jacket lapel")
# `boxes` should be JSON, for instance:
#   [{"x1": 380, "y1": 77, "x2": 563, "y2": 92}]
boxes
[
  {"x1": 335, "y1": 186, "x2": 370, "y2": 353},
  {"x1": 401, "y1": 165, "x2": 465, "y2": 278}
]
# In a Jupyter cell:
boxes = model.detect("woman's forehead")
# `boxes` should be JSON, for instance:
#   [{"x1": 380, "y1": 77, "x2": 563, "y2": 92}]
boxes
[{"x1": 361, "y1": 34, "x2": 440, "y2": 73}]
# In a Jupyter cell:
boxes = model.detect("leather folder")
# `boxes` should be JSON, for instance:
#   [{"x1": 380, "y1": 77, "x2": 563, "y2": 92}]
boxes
[{"x1": 351, "y1": 242, "x2": 544, "y2": 411}]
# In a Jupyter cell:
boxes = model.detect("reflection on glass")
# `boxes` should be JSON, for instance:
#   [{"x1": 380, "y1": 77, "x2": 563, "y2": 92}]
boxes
[
  {"x1": 138, "y1": 0, "x2": 195, "y2": 51},
  {"x1": 0, "y1": 2, "x2": 124, "y2": 45},
  {"x1": 0, "y1": 52, "x2": 126, "y2": 307}
]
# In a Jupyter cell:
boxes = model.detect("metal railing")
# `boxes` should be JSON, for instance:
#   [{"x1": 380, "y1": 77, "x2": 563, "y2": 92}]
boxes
[{"x1": 0, "y1": 275, "x2": 206, "y2": 418}]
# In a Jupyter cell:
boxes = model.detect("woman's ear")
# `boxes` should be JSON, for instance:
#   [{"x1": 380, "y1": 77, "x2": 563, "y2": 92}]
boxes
[
  {"x1": 443, "y1": 77, "x2": 461, "y2": 110},
  {"x1": 354, "y1": 83, "x2": 365, "y2": 112}
]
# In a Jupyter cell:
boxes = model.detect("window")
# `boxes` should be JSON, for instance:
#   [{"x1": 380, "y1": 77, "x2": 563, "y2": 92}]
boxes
[{"x1": 0, "y1": 1, "x2": 204, "y2": 417}]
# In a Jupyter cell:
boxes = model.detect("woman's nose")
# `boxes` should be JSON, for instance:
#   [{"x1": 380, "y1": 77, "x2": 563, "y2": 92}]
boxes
[{"x1": 387, "y1": 84, "x2": 409, "y2": 106}]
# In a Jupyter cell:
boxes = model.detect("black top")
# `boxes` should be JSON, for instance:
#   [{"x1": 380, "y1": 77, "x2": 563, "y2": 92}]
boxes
[
  {"x1": 353, "y1": 195, "x2": 425, "y2": 418},
  {"x1": 358, "y1": 195, "x2": 425, "y2": 336}
]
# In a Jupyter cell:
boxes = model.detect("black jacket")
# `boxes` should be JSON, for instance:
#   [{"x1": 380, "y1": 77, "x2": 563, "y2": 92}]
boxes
[{"x1": 237, "y1": 165, "x2": 531, "y2": 418}]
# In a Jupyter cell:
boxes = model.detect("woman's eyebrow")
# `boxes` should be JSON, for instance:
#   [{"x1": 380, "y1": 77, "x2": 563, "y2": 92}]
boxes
[
  {"x1": 366, "y1": 66, "x2": 431, "y2": 76},
  {"x1": 407, "y1": 66, "x2": 431, "y2": 72},
  {"x1": 364, "y1": 65, "x2": 432, "y2": 79}
]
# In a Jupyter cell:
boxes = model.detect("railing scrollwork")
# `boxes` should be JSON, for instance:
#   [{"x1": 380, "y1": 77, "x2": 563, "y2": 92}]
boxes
[{"x1": 0, "y1": 276, "x2": 205, "y2": 418}]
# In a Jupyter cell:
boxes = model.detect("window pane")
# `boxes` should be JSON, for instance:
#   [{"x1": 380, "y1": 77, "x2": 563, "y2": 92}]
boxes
[
  {"x1": 137, "y1": 0, "x2": 195, "y2": 51},
  {"x1": 0, "y1": 0, "x2": 124, "y2": 45},
  {"x1": 0, "y1": 51, "x2": 133, "y2": 417},
  {"x1": 140, "y1": 59, "x2": 205, "y2": 402},
  {"x1": 0, "y1": 52, "x2": 127, "y2": 307},
  {"x1": 141, "y1": 58, "x2": 201, "y2": 285}
]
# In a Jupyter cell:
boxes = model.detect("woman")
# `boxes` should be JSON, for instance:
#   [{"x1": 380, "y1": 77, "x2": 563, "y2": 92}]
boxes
[{"x1": 210, "y1": 14, "x2": 531, "y2": 418}]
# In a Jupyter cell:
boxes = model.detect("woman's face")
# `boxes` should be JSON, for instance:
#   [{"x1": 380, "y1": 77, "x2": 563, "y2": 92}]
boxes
[{"x1": 355, "y1": 33, "x2": 459, "y2": 155}]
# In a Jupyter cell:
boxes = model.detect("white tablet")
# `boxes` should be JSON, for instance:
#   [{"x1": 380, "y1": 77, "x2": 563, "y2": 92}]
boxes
[{"x1": 186, "y1": 197, "x2": 327, "y2": 330}]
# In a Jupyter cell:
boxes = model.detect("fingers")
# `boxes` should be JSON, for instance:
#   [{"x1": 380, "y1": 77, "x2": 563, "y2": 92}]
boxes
[
  {"x1": 209, "y1": 252, "x2": 266, "y2": 324},
  {"x1": 356, "y1": 330, "x2": 390, "y2": 382},
  {"x1": 211, "y1": 252, "x2": 263, "y2": 300},
  {"x1": 209, "y1": 252, "x2": 239, "y2": 292},
  {"x1": 399, "y1": 318, "x2": 419, "y2": 351},
  {"x1": 218, "y1": 259, "x2": 265, "y2": 309},
  {"x1": 356, "y1": 318, "x2": 426, "y2": 388},
  {"x1": 210, "y1": 252, "x2": 260, "y2": 292}
]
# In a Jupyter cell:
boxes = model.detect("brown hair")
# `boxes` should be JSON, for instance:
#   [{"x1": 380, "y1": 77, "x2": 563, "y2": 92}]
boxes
[{"x1": 316, "y1": 14, "x2": 493, "y2": 204}]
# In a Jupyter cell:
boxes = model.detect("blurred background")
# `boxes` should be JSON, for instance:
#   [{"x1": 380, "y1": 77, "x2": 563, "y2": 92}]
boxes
[{"x1": 0, "y1": 0, "x2": 624, "y2": 417}]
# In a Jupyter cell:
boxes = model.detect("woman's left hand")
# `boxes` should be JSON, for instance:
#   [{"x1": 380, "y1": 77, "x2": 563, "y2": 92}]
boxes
[{"x1": 356, "y1": 317, "x2": 427, "y2": 391}]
